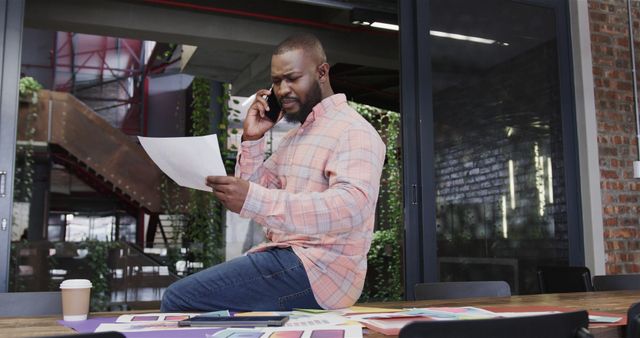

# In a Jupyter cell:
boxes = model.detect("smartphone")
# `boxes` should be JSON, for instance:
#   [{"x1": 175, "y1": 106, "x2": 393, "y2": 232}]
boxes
[
  {"x1": 264, "y1": 86, "x2": 282, "y2": 123},
  {"x1": 178, "y1": 315, "x2": 289, "y2": 327}
]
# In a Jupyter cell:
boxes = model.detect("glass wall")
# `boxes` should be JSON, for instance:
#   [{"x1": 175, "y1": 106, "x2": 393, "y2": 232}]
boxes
[
  {"x1": 429, "y1": 0, "x2": 568, "y2": 294},
  {"x1": 6, "y1": 0, "x2": 403, "y2": 306}
]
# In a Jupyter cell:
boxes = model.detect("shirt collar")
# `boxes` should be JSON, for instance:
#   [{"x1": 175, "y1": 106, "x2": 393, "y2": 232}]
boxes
[{"x1": 303, "y1": 94, "x2": 347, "y2": 126}]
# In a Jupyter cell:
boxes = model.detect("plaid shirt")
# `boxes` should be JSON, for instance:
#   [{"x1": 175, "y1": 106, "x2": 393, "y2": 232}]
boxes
[{"x1": 236, "y1": 94, "x2": 385, "y2": 309}]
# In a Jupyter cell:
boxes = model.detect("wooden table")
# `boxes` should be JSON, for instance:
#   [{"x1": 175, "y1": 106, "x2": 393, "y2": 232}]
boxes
[{"x1": 0, "y1": 290, "x2": 637, "y2": 338}]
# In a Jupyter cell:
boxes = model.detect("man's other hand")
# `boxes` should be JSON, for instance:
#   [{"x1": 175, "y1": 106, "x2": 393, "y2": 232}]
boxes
[{"x1": 206, "y1": 176, "x2": 250, "y2": 213}]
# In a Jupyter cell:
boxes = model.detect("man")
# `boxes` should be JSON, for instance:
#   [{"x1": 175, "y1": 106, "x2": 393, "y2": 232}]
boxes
[{"x1": 161, "y1": 33, "x2": 385, "y2": 311}]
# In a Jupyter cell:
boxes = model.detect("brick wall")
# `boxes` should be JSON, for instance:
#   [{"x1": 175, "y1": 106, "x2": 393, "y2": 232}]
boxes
[{"x1": 589, "y1": 0, "x2": 640, "y2": 274}]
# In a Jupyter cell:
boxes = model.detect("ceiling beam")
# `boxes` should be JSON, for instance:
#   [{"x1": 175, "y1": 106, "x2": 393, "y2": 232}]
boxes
[{"x1": 25, "y1": 0, "x2": 399, "y2": 95}]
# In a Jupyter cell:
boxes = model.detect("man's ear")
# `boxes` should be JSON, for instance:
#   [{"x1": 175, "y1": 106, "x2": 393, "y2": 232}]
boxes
[{"x1": 317, "y1": 63, "x2": 330, "y2": 83}]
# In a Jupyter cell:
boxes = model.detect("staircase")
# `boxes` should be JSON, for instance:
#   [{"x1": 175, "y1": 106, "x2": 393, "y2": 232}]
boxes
[
  {"x1": 10, "y1": 240, "x2": 179, "y2": 310},
  {"x1": 17, "y1": 90, "x2": 165, "y2": 213},
  {"x1": 108, "y1": 242, "x2": 180, "y2": 310},
  {"x1": 153, "y1": 214, "x2": 185, "y2": 248}
]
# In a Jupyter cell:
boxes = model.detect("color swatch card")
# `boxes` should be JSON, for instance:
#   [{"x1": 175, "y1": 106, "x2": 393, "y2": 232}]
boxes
[
  {"x1": 116, "y1": 312, "x2": 199, "y2": 323},
  {"x1": 212, "y1": 324, "x2": 362, "y2": 338}
]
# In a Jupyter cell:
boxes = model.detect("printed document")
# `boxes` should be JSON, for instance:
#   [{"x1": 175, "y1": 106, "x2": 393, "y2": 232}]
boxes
[{"x1": 139, "y1": 134, "x2": 227, "y2": 192}]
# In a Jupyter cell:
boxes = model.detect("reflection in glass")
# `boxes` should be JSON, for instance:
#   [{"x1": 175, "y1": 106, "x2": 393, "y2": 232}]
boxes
[{"x1": 430, "y1": 0, "x2": 566, "y2": 294}]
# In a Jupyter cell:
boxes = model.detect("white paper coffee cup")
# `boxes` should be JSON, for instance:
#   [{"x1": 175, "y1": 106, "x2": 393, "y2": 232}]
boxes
[{"x1": 60, "y1": 279, "x2": 92, "y2": 321}]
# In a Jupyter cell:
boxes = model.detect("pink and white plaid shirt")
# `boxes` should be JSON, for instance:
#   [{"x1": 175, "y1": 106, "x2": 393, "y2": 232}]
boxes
[{"x1": 236, "y1": 94, "x2": 385, "y2": 309}]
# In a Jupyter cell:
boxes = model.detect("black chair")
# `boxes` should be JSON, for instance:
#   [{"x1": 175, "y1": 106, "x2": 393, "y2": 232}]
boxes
[
  {"x1": 537, "y1": 266, "x2": 594, "y2": 293},
  {"x1": 0, "y1": 291, "x2": 62, "y2": 317},
  {"x1": 593, "y1": 274, "x2": 640, "y2": 291},
  {"x1": 414, "y1": 281, "x2": 511, "y2": 300},
  {"x1": 399, "y1": 310, "x2": 593, "y2": 338},
  {"x1": 627, "y1": 302, "x2": 640, "y2": 338}
]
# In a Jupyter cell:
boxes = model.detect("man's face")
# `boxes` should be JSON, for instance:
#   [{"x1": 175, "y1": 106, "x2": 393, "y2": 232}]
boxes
[{"x1": 271, "y1": 49, "x2": 323, "y2": 124}]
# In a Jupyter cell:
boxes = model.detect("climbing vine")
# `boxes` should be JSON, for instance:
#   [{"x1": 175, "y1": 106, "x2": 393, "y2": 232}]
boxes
[
  {"x1": 14, "y1": 77, "x2": 42, "y2": 203},
  {"x1": 180, "y1": 78, "x2": 225, "y2": 269},
  {"x1": 80, "y1": 240, "x2": 119, "y2": 311},
  {"x1": 351, "y1": 102, "x2": 403, "y2": 302},
  {"x1": 161, "y1": 78, "x2": 233, "y2": 273}
]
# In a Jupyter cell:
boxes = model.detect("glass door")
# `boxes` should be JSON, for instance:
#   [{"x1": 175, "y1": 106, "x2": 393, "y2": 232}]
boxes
[{"x1": 400, "y1": 0, "x2": 581, "y2": 295}]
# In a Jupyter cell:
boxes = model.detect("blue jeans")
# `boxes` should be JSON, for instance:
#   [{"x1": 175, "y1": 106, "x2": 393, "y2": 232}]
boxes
[{"x1": 160, "y1": 247, "x2": 321, "y2": 312}]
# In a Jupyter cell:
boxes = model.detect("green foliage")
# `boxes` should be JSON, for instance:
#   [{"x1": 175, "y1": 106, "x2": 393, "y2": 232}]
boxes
[
  {"x1": 361, "y1": 229, "x2": 402, "y2": 301},
  {"x1": 159, "y1": 176, "x2": 187, "y2": 275},
  {"x1": 14, "y1": 77, "x2": 42, "y2": 204},
  {"x1": 351, "y1": 102, "x2": 403, "y2": 302},
  {"x1": 8, "y1": 241, "x2": 27, "y2": 292},
  {"x1": 78, "y1": 240, "x2": 119, "y2": 312},
  {"x1": 19, "y1": 76, "x2": 43, "y2": 104},
  {"x1": 161, "y1": 78, "x2": 232, "y2": 272}
]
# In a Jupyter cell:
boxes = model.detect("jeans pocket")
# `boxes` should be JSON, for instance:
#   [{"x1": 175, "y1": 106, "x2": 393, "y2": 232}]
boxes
[{"x1": 277, "y1": 288, "x2": 317, "y2": 310}]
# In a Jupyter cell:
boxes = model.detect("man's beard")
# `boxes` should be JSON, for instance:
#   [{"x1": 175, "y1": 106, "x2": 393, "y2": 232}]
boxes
[{"x1": 283, "y1": 81, "x2": 322, "y2": 124}]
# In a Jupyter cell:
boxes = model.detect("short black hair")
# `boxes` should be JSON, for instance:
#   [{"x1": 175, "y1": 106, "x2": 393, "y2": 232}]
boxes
[{"x1": 273, "y1": 33, "x2": 327, "y2": 64}]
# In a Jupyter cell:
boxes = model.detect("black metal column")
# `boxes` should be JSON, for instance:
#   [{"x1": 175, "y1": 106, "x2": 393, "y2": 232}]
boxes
[
  {"x1": 27, "y1": 153, "x2": 51, "y2": 241},
  {"x1": 399, "y1": 0, "x2": 439, "y2": 299}
]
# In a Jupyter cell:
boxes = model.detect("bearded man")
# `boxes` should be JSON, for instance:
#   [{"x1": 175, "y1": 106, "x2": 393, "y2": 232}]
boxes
[{"x1": 161, "y1": 33, "x2": 385, "y2": 312}]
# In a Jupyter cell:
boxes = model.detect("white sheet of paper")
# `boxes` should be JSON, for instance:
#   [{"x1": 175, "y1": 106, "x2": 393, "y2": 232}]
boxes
[
  {"x1": 138, "y1": 134, "x2": 227, "y2": 191},
  {"x1": 285, "y1": 313, "x2": 349, "y2": 327}
]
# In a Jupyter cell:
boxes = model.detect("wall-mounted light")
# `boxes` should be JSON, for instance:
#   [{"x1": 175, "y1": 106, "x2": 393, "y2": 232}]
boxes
[
  {"x1": 508, "y1": 160, "x2": 515, "y2": 209},
  {"x1": 502, "y1": 195, "x2": 508, "y2": 238}
]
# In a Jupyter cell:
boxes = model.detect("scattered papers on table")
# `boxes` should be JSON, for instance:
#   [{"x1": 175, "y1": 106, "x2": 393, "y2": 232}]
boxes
[
  {"x1": 84, "y1": 306, "x2": 624, "y2": 337},
  {"x1": 96, "y1": 321, "x2": 218, "y2": 333},
  {"x1": 115, "y1": 312, "x2": 199, "y2": 323},
  {"x1": 95, "y1": 310, "x2": 356, "y2": 336},
  {"x1": 293, "y1": 308, "x2": 331, "y2": 314},
  {"x1": 285, "y1": 313, "x2": 348, "y2": 327},
  {"x1": 346, "y1": 307, "x2": 502, "y2": 335},
  {"x1": 344, "y1": 306, "x2": 625, "y2": 335},
  {"x1": 339, "y1": 306, "x2": 403, "y2": 315},
  {"x1": 589, "y1": 314, "x2": 622, "y2": 323},
  {"x1": 236, "y1": 311, "x2": 349, "y2": 327},
  {"x1": 494, "y1": 311, "x2": 560, "y2": 318},
  {"x1": 210, "y1": 324, "x2": 362, "y2": 338}
]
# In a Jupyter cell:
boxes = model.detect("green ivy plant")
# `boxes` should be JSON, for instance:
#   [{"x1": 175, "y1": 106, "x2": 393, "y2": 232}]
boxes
[
  {"x1": 14, "y1": 77, "x2": 42, "y2": 204},
  {"x1": 161, "y1": 78, "x2": 232, "y2": 273},
  {"x1": 80, "y1": 240, "x2": 119, "y2": 311},
  {"x1": 19, "y1": 76, "x2": 43, "y2": 104},
  {"x1": 159, "y1": 176, "x2": 188, "y2": 275},
  {"x1": 351, "y1": 102, "x2": 403, "y2": 302}
]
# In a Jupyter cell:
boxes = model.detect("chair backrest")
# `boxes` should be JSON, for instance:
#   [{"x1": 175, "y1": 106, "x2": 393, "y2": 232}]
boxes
[
  {"x1": 399, "y1": 310, "x2": 592, "y2": 338},
  {"x1": 414, "y1": 281, "x2": 511, "y2": 300},
  {"x1": 627, "y1": 302, "x2": 640, "y2": 338},
  {"x1": 593, "y1": 274, "x2": 640, "y2": 291},
  {"x1": 0, "y1": 291, "x2": 62, "y2": 317},
  {"x1": 537, "y1": 266, "x2": 594, "y2": 293}
]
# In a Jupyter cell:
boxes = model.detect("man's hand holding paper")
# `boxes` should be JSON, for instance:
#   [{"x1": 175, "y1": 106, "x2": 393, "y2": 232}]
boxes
[{"x1": 205, "y1": 176, "x2": 249, "y2": 213}]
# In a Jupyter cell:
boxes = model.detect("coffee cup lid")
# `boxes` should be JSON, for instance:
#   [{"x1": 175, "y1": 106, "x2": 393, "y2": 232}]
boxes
[{"x1": 60, "y1": 279, "x2": 92, "y2": 289}]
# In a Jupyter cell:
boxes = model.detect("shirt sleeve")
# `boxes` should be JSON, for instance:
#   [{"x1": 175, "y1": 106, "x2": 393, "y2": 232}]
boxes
[
  {"x1": 235, "y1": 136, "x2": 281, "y2": 189},
  {"x1": 239, "y1": 127, "x2": 386, "y2": 235}
]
